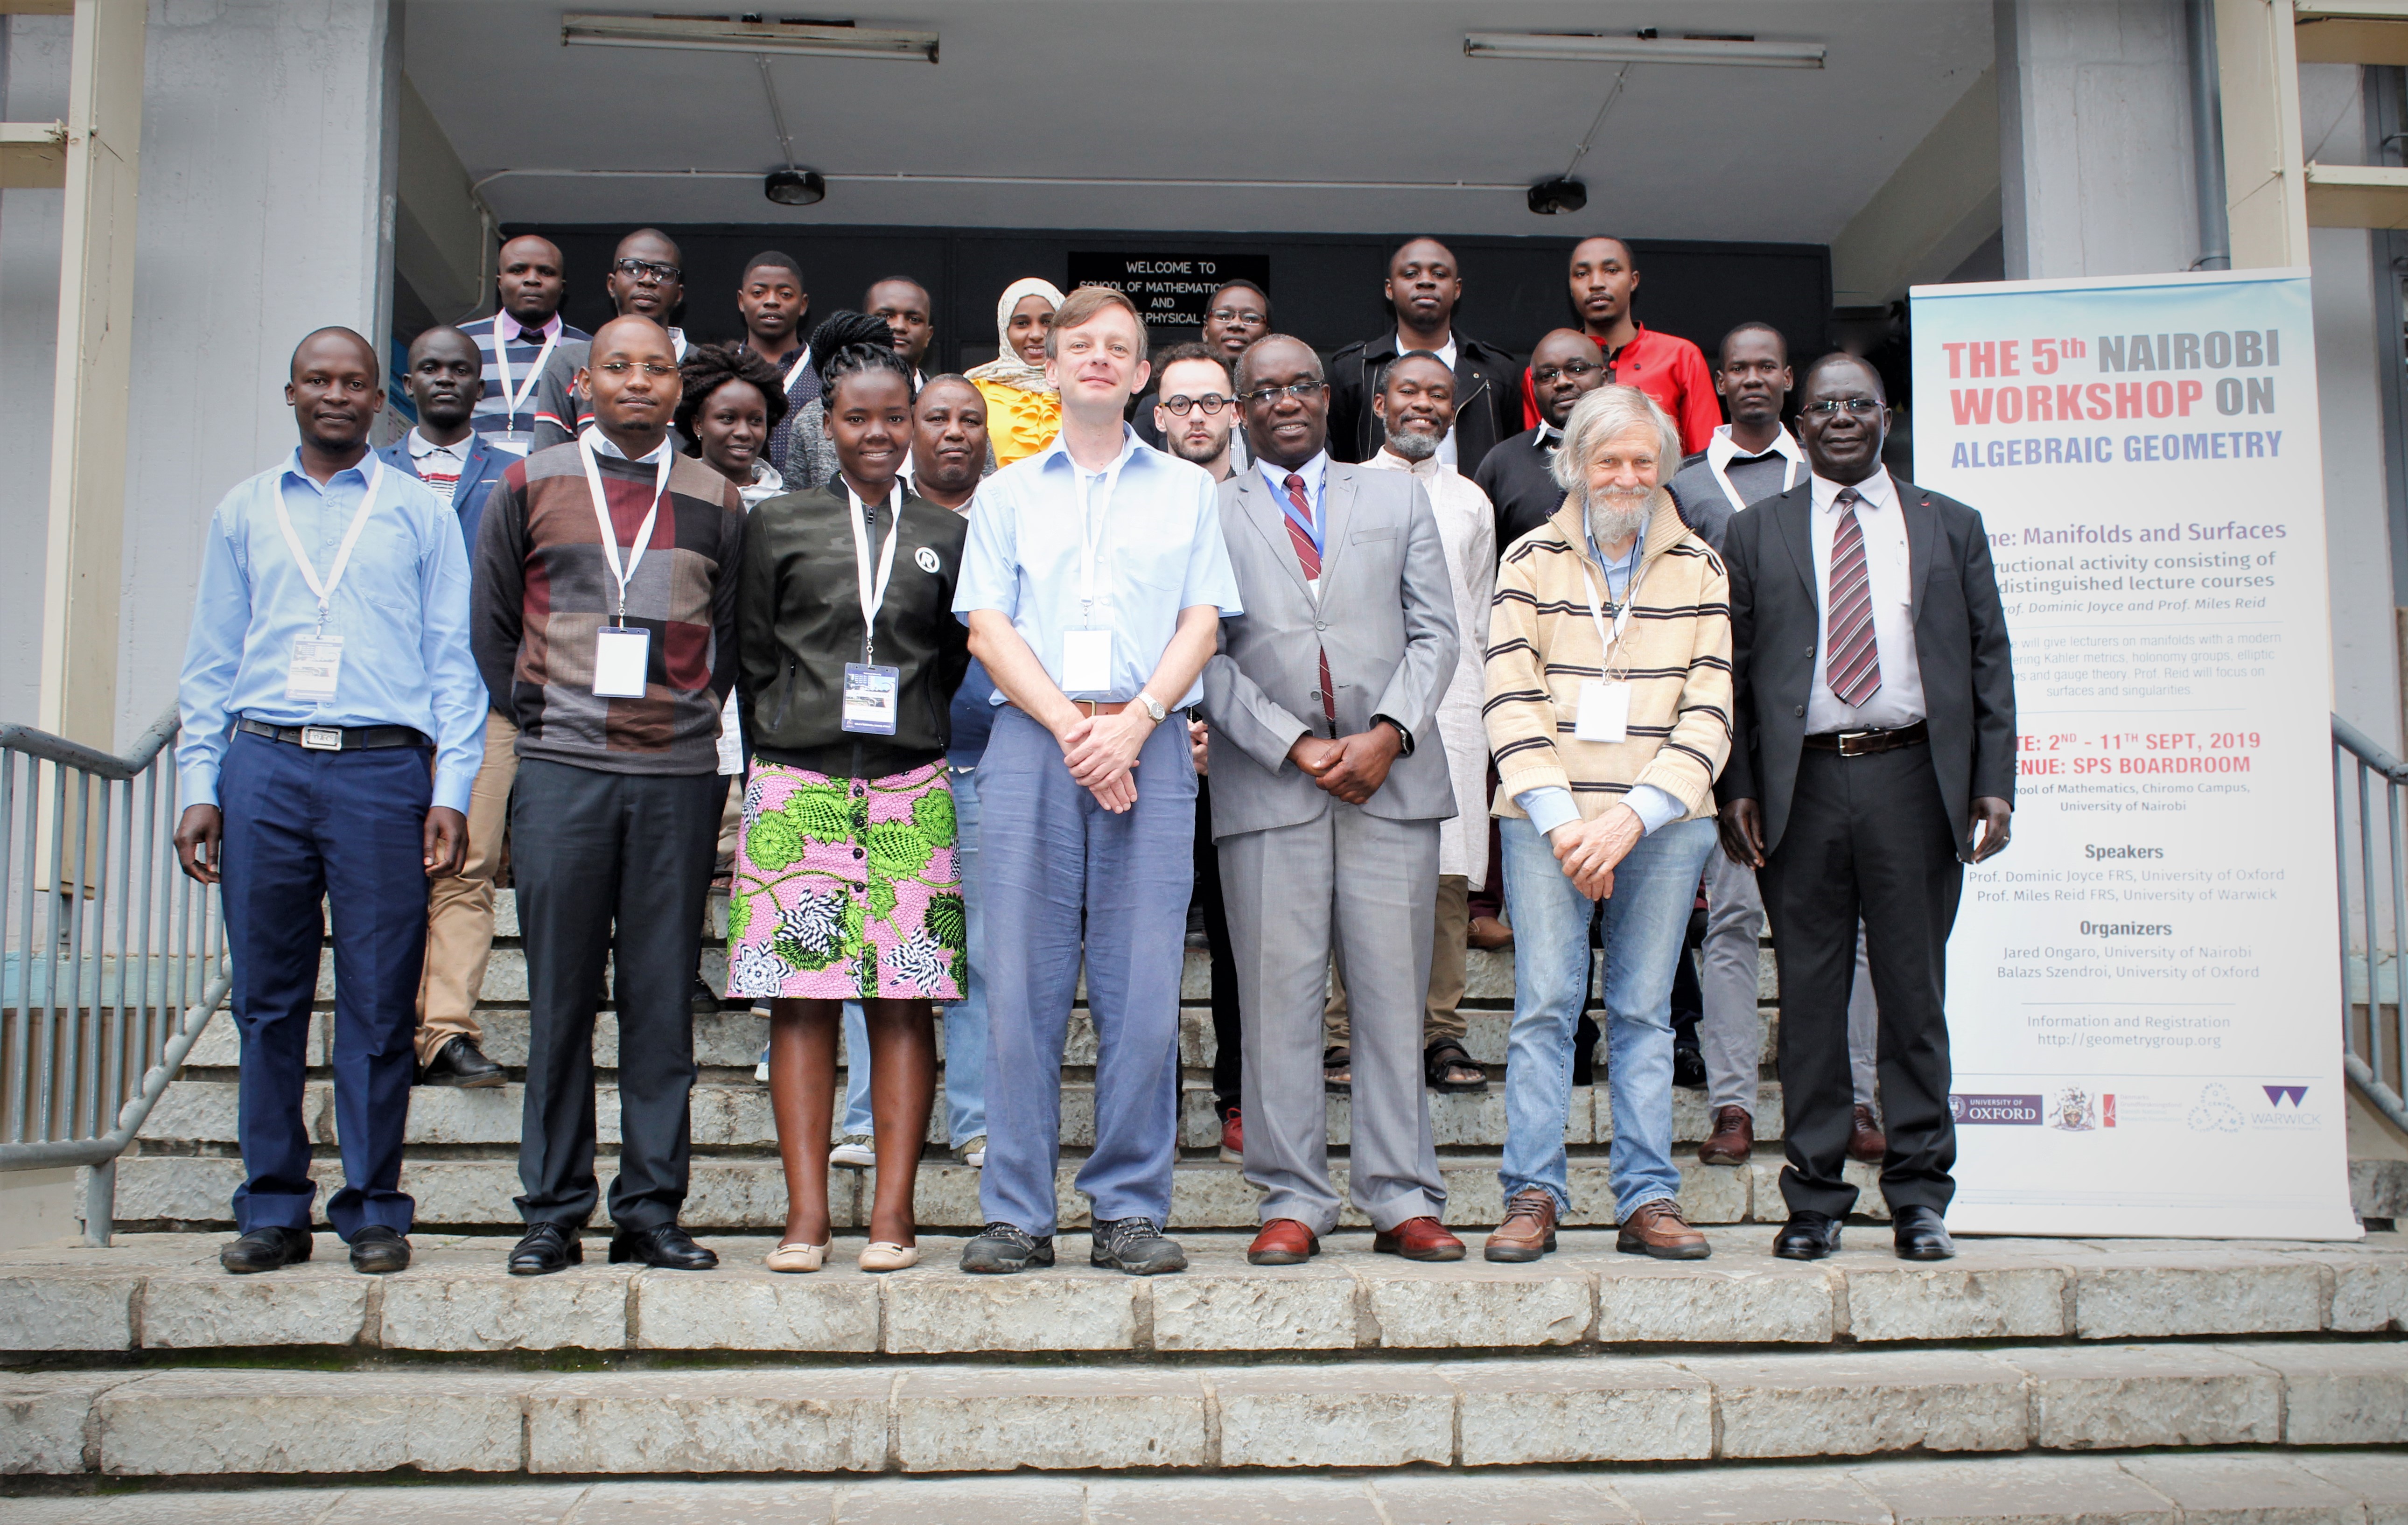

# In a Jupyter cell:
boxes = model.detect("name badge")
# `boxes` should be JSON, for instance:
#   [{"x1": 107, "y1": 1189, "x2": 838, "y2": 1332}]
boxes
[
  {"x1": 842, "y1": 663, "x2": 900, "y2": 735},
  {"x1": 1061, "y1": 628, "x2": 1113, "y2": 696},
  {"x1": 487, "y1": 431, "x2": 533, "y2": 457},
  {"x1": 1573, "y1": 679, "x2": 1631, "y2": 744},
  {"x1": 592, "y1": 626, "x2": 651, "y2": 698},
  {"x1": 285, "y1": 637, "x2": 343, "y2": 703}
]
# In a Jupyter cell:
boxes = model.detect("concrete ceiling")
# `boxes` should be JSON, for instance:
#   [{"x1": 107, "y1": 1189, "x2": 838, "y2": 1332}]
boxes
[{"x1": 403, "y1": 0, "x2": 1993, "y2": 242}]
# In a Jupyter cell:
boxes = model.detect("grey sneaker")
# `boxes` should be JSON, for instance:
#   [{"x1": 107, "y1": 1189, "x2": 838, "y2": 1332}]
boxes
[
  {"x1": 954, "y1": 1134, "x2": 987, "y2": 1168},
  {"x1": 828, "y1": 1134, "x2": 875, "y2": 1168},
  {"x1": 1090, "y1": 1216, "x2": 1186, "y2": 1275},
  {"x1": 959, "y1": 1222, "x2": 1053, "y2": 1273}
]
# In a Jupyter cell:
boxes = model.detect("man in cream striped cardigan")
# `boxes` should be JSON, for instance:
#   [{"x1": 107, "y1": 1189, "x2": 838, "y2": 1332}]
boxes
[{"x1": 1480, "y1": 385, "x2": 1733, "y2": 1263}]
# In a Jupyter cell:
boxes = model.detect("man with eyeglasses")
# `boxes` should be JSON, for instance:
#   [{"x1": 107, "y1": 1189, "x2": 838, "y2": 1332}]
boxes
[
  {"x1": 1518, "y1": 238, "x2": 1721, "y2": 458},
  {"x1": 1716, "y1": 353, "x2": 2016, "y2": 1266},
  {"x1": 1477, "y1": 328, "x2": 1613, "y2": 553},
  {"x1": 1327, "y1": 238, "x2": 1520, "y2": 475},
  {"x1": 529, "y1": 229, "x2": 692, "y2": 453},
  {"x1": 460, "y1": 236, "x2": 589, "y2": 456},
  {"x1": 1133, "y1": 279, "x2": 1267, "y2": 466}
]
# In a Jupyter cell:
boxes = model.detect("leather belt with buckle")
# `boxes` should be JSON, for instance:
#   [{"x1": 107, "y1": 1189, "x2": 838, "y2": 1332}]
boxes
[
  {"x1": 1803, "y1": 719, "x2": 1929, "y2": 757},
  {"x1": 1010, "y1": 700, "x2": 1134, "y2": 718},
  {"x1": 238, "y1": 717, "x2": 431, "y2": 753}
]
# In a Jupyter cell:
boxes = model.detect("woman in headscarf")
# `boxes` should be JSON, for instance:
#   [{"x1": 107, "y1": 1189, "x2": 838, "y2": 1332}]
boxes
[
  {"x1": 964, "y1": 277, "x2": 1064, "y2": 467},
  {"x1": 782, "y1": 311, "x2": 897, "y2": 491}
]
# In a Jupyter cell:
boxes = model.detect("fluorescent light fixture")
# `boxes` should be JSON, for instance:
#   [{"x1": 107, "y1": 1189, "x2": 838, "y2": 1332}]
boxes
[
  {"x1": 1464, "y1": 32, "x2": 1824, "y2": 68},
  {"x1": 561, "y1": 14, "x2": 938, "y2": 63}
]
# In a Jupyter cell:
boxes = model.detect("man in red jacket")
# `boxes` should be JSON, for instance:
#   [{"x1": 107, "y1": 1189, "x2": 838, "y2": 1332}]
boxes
[{"x1": 1521, "y1": 237, "x2": 1720, "y2": 456}]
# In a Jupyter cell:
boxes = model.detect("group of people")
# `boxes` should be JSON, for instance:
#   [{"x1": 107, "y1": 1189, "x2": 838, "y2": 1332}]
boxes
[{"x1": 172, "y1": 224, "x2": 2013, "y2": 1281}]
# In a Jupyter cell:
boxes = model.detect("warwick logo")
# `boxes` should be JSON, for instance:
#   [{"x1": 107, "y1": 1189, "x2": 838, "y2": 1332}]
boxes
[{"x1": 2262, "y1": 1085, "x2": 2308, "y2": 1107}]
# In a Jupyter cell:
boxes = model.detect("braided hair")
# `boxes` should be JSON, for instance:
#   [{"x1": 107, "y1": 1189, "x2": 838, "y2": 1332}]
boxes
[
  {"x1": 673, "y1": 340, "x2": 789, "y2": 452},
  {"x1": 810, "y1": 310, "x2": 913, "y2": 401}
]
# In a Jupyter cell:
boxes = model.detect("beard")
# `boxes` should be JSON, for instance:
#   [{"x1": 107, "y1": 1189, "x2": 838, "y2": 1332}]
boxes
[
  {"x1": 1384, "y1": 424, "x2": 1440, "y2": 462},
  {"x1": 1585, "y1": 486, "x2": 1653, "y2": 543},
  {"x1": 1166, "y1": 428, "x2": 1228, "y2": 467}
]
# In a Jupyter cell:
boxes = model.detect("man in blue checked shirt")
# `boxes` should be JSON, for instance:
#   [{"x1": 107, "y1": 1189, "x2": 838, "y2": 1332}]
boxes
[{"x1": 173, "y1": 327, "x2": 487, "y2": 1279}]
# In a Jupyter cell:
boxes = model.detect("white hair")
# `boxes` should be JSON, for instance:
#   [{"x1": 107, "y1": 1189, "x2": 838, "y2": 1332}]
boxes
[{"x1": 1551, "y1": 384, "x2": 1682, "y2": 495}]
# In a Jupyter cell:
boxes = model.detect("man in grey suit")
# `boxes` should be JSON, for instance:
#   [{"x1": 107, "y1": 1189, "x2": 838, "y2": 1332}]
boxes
[{"x1": 1202, "y1": 335, "x2": 1465, "y2": 1266}]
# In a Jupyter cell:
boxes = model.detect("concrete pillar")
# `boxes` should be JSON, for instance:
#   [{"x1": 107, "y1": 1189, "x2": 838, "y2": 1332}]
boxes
[{"x1": 1996, "y1": 0, "x2": 2207, "y2": 278}]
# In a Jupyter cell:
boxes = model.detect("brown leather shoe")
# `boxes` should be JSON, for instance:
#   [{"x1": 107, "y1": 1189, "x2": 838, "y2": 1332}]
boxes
[
  {"x1": 1699, "y1": 1105, "x2": 1754, "y2": 1166},
  {"x1": 1373, "y1": 1216, "x2": 1465, "y2": 1261},
  {"x1": 1483, "y1": 1188, "x2": 1558, "y2": 1262},
  {"x1": 1848, "y1": 1104, "x2": 1887, "y2": 1163},
  {"x1": 1617, "y1": 1198, "x2": 1711, "y2": 1259},
  {"x1": 1246, "y1": 1218, "x2": 1318, "y2": 1266},
  {"x1": 1467, "y1": 915, "x2": 1514, "y2": 950}
]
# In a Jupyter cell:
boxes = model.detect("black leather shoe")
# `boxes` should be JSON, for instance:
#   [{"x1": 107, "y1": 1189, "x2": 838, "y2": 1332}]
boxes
[
  {"x1": 349, "y1": 1225, "x2": 411, "y2": 1274},
  {"x1": 609, "y1": 1223, "x2": 719, "y2": 1270},
  {"x1": 1893, "y1": 1204, "x2": 1956, "y2": 1261},
  {"x1": 220, "y1": 1225, "x2": 312, "y2": 1274},
  {"x1": 418, "y1": 1035, "x2": 505, "y2": 1089},
  {"x1": 508, "y1": 1222, "x2": 583, "y2": 1276},
  {"x1": 1772, "y1": 1211, "x2": 1843, "y2": 1261}
]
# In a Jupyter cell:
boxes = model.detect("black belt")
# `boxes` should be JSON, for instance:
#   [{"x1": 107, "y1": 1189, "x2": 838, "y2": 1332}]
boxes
[
  {"x1": 1803, "y1": 720, "x2": 1928, "y2": 757},
  {"x1": 238, "y1": 718, "x2": 430, "y2": 752}
]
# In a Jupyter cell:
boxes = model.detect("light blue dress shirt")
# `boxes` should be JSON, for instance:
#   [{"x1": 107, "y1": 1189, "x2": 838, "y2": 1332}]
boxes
[
  {"x1": 1516, "y1": 512, "x2": 1687, "y2": 839},
  {"x1": 1257, "y1": 451, "x2": 1328, "y2": 551},
  {"x1": 176, "y1": 449, "x2": 488, "y2": 816},
  {"x1": 953, "y1": 426, "x2": 1243, "y2": 707}
]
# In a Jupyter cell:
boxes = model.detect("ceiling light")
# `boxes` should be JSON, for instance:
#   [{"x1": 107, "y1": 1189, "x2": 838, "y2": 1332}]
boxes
[
  {"x1": 764, "y1": 169, "x2": 826, "y2": 206},
  {"x1": 1527, "y1": 177, "x2": 1588, "y2": 215},
  {"x1": 1465, "y1": 32, "x2": 1824, "y2": 68},
  {"x1": 562, "y1": 14, "x2": 938, "y2": 62}
]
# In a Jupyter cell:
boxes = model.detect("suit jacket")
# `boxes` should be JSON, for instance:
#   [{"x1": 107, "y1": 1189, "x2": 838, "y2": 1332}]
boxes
[
  {"x1": 1202, "y1": 461, "x2": 1459, "y2": 839},
  {"x1": 1325, "y1": 330, "x2": 1522, "y2": 475},
  {"x1": 377, "y1": 433, "x2": 507, "y2": 562},
  {"x1": 1715, "y1": 476, "x2": 2015, "y2": 862}
]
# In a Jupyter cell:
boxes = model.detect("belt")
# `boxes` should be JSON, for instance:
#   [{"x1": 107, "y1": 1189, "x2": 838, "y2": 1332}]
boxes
[
  {"x1": 1009, "y1": 700, "x2": 1137, "y2": 718},
  {"x1": 1803, "y1": 720, "x2": 1928, "y2": 757},
  {"x1": 238, "y1": 718, "x2": 431, "y2": 752}
]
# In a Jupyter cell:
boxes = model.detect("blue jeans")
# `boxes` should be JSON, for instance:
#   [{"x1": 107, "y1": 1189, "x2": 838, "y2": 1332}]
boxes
[
  {"x1": 1499, "y1": 813, "x2": 1717, "y2": 1219},
  {"x1": 839, "y1": 762, "x2": 988, "y2": 1146}
]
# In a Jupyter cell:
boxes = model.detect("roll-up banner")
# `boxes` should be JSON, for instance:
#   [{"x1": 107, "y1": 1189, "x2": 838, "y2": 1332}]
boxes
[{"x1": 1910, "y1": 268, "x2": 2358, "y2": 1239}]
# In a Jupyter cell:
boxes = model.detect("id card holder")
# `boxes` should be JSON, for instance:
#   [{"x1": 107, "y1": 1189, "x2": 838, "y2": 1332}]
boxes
[
  {"x1": 1573, "y1": 679, "x2": 1631, "y2": 743},
  {"x1": 592, "y1": 626, "x2": 651, "y2": 698},
  {"x1": 488, "y1": 431, "x2": 533, "y2": 458},
  {"x1": 1061, "y1": 629, "x2": 1113, "y2": 696},
  {"x1": 842, "y1": 663, "x2": 900, "y2": 735},
  {"x1": 285, "y1": 637, "x2": 343, "y2": 703}
]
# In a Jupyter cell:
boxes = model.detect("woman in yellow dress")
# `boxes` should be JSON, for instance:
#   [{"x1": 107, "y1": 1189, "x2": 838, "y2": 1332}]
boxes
[{"x1": 965, "y1": 277, "x2": 1064, "y2": 467}]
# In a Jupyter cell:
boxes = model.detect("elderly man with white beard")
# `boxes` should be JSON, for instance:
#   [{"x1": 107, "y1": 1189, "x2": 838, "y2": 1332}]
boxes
[
  {"x1": 1321, "y1": 352, "x2": 1495, "y2": 1095},
  {"x1": 1479, "y1": 384, "x2": 1733, "y2": 1263}
]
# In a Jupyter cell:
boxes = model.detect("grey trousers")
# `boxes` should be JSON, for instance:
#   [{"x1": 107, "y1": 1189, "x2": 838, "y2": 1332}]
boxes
[
  {"x1": 1700, "y1": 848, "x2": 1877, "y2": 1119},
  {"x1": 1221, "y1": 804, "x2": 1446, "y2": 1236}
]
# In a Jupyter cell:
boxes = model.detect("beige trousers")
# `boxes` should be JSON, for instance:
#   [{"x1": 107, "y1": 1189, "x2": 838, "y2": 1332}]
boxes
[
  {"x1": 1324, "y1": 873, "x2": 1470, "y2": 1052},
  {"x1": 414, "y1": 710, "x2": 517, "y2": 1066}
]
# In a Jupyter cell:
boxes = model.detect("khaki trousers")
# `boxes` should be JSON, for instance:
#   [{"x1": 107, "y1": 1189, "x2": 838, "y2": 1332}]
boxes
[
  {"x1": 415, "y1": 710, "x2": 517, "y2": 1065},
  {"x1": 1324, "y1": 873, "x2": 1469, "y2": 1053}
]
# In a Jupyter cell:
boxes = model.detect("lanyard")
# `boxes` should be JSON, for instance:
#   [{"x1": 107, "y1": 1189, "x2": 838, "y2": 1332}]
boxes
[
  {"x1": 1577, "y1": 501, "x2": 1650, "y2": 675},
  {"x1": 1708, "y1": 436, "x2": 1803, "y2": 518},
  {"x1": 846, "y1": 480, "x2": 905, "y2": 664},
  {"x1": 273, "y1": 460, "x2": 385, "y2": 637},
  {"x1": 1263, "y1": 461, "x2": 1322, "y2": 553},
  {"x1": 1075, "y1": 450, "x2": 1131, "y2": 620},
  {"x1": 576, "y1": 432, "x2": 671, "y2": 626},
  {"x1": 784, "y1": 349, "x2": 812, "y2": 395},
  {"x1": 490, "y1": 320, "x2": 557, "y2": 428}
]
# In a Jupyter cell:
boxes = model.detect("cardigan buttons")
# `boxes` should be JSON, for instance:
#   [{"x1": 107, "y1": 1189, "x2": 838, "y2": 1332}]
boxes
[{"x1": 1794, "y1": 705, "x2": 1806, "y2": 717}]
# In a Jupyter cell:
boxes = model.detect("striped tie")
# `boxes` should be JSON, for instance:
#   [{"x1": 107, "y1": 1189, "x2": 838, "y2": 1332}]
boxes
[
  {"x1": 1826, "y1": 487, "x2": 1883, "y2": 708},
  {"x1": 1281, "y1": 472, "x2": 1337, "y2": 729}
]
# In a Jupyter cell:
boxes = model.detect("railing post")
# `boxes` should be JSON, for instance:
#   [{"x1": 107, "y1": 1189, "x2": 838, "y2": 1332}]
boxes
[{"x1": 80, "y1": 1154, "x2": 112, "y2": 1247}]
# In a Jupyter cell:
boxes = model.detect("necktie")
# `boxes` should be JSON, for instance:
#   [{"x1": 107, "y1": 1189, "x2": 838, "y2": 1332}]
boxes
[
  {"x1": 1825, "y1": 487, "x2": 1882, "y2": 708},
  {"x1": 1281, "y1": 472, "x2": 1337, "y2": 730}
]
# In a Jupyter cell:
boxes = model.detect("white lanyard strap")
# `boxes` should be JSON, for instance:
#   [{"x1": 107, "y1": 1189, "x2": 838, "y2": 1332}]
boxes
[
  {"x1": 784, "y1": 349, "x2": 812, "y2": 394},
  {"x1": 273, "y1": 460, "x2": 385, "y2": 635},
  {"x1": 491, "y1": 321, "x2": 557, "y2": 426},
  {"x1": 1578, "y1": 502, "x2": 1650, "y2": 674},
  {"x1": 846, "y1": 481, "x2": 906, "y2": 664},
  {"x1": 1075, "y1": 449, "x2": 1131, "y2": 619},
  {"x1": 576, "y1": 432, "x2": 672, "y2": 626}
]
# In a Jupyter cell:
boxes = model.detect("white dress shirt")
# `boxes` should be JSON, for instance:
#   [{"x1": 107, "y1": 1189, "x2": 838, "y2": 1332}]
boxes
[{"x1": 1805, "y1": 469, "x2": 1925, "y2": 733}]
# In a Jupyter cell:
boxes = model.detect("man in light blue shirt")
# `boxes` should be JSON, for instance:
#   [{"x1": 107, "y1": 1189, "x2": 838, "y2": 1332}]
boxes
[
  {"x1": 952, "y1": 286, "x2": 1242, "y2": 1276},
  {"x1": 174, "y1": 327, "x2": 485, "y2": 1279}
]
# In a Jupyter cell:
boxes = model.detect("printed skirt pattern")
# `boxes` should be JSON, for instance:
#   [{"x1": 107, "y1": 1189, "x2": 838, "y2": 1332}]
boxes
[{"x1": 724, "y1": 758, "x2": 965, "y2": 1001}]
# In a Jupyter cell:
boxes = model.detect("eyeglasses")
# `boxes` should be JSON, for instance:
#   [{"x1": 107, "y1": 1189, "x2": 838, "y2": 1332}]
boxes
[
  {"x1": 611, "y1": 257, "x2": 682, "y2": 284},
  {"x1": 1241, "y1": 381, "x2": 1327, "y2": 407},
  {"x1": 1531, "y1": 360, "x2": 1604, "y2": 385},
  {"x1": 1208, "y1": 309, "x2": 1268, "y2": 329},
  {"x1": 1162, "y1": 393, "x2": 1233, "y2": 416},
  {"x1": 1800, "y1": 398, "x2": 1883, "y2": 416},
  {"x1": 596, "y1": 360, "x2": 679, "y2": 378}
]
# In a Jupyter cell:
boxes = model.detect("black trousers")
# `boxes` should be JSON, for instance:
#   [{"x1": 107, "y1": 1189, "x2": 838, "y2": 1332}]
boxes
[
  {"x1": 1758, "y1": 741, "x2": 1961, "y2": 1218},
  {"x1": 1196, "y1": 777, "x2": 1242, "y2": 1112},
  {"x1": 512, "y1": 758, "x2": 721, "y2": 1233}
]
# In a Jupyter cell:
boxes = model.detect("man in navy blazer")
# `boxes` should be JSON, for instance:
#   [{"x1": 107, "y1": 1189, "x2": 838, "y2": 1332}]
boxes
[{"x1": 378, "y1": 325, "x2": 511, "y2": 1091}]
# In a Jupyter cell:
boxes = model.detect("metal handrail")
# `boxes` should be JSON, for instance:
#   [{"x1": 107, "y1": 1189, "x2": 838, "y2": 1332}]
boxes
[
  {"x1": 1, "y1": 701, "x2": 228, "y2": 1246},
  {"x1": 2331, "y1": 714, "x2": 2408, "y2": 1135}
]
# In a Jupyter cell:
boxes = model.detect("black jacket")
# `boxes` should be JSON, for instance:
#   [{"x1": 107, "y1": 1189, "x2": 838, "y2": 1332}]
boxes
[
  {"x1": 1715, "y1": 477, "x2": 2015, "y2": 861},
  {"x1": 1325, "y1": 329, "x2": 1521, "y2": 475},
  {"x1": 736, "y1": 480, "x2": 972, "y2": 778},
  {"x1": 1471, "y1": 426, "x2": 1564, "y2": 556}
]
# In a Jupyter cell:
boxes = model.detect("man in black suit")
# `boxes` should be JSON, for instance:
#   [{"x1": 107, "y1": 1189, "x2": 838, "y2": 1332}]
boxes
[
  {"x1": 1715, "y1": 353, "x2": 2014, "y2": 1265},
  {"x1": 1325, "y1": 238, "x2": 1520, "y2": 474}
]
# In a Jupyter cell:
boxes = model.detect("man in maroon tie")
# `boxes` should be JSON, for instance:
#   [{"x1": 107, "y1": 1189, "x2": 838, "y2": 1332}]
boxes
[{"x1": 1713, "y1": 354, "x2": 2016, "y2": 1265}]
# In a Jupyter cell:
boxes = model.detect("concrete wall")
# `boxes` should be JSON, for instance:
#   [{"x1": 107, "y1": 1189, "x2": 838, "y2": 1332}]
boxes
[{"x1": 0, "y1": 16, "x2": 71, "y2": 735}]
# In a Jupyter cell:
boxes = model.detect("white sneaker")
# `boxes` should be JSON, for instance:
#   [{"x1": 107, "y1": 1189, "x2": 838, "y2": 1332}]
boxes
[
  {"x1": 754, "y1": 1059, "x2": 769, "y2": 1084},
  {"x1": 955, "y1": 1134, "x2": 987, "y2": 1168},
  {"x1": 829, "y1": 1134, "x2": 876, "y2": 1168}
]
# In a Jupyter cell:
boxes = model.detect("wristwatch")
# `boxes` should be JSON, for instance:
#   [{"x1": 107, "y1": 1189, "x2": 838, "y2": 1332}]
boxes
[
  {"x1": 1134, "y1": 691, "x2": 1167, "y2": 724},
  {"x1": 1373, "y1": 714, "x2": 1415, "y2": 756}
]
